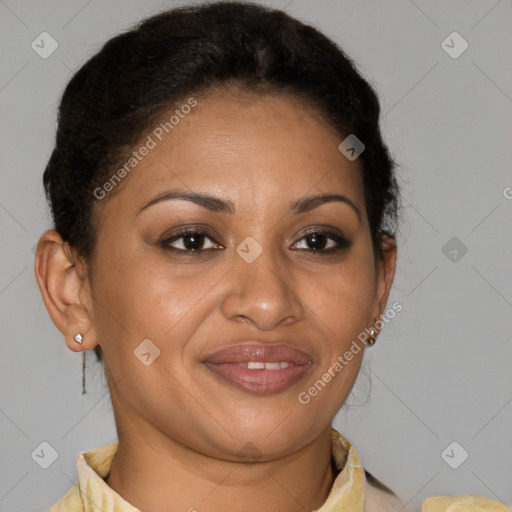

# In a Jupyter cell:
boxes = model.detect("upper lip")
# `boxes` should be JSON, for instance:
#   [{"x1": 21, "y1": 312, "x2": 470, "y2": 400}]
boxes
[{"x1": 203, "y1": 342, "x2": 313, "y2": 365}]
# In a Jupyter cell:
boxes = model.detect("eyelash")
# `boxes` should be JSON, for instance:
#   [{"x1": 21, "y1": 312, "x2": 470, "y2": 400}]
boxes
[{"x1": 159, "y1": 227, "x2": 352, "y2": 256}]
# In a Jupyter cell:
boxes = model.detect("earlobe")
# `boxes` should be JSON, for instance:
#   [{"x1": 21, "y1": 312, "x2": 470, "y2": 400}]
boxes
[{"x1": 34, "y1": 230, "x2": 98, "y2": 353}]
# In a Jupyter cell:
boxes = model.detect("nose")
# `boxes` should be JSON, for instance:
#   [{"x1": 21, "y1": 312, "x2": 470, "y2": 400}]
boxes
[{"x1": 220, "y1": 242, "x2": 304, "y2": 330}]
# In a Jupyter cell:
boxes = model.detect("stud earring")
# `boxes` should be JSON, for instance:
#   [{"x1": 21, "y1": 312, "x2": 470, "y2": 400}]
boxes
[
  {"x1": 367, "y1": 328, "x2": 377, "y2": 346},
  {"x1": 74, "y1": 333, "x2": 83, "y2": 344}
]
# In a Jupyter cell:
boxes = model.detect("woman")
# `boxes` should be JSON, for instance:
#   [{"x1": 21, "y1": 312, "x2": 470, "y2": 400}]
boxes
[{"x1": 34, "y1": 2, "x2": 509, "y2": 511}]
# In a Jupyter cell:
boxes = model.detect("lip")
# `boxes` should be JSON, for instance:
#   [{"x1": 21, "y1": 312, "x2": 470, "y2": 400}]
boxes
[{"x1": 202, "y1": 342, "x2": 313, "y2": 395}]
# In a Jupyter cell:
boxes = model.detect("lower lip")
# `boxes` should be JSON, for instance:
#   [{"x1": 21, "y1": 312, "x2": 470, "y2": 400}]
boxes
[{"x1": 203, "y1": 362, "x2": 312, "y2": 395}]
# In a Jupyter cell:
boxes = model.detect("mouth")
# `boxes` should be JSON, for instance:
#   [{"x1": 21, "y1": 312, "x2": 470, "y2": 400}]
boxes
[{"x1": 202, "y1": 343, "x2": 313, "y2": 395}]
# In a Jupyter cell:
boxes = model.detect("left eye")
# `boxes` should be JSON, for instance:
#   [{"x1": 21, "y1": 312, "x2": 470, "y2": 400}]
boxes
[
  {"x1": 161, "y1": 231, "x2": 222, "y2": 252},
  {"x1": 292, "y1": 231, "x2": 350, "y2": 253}
]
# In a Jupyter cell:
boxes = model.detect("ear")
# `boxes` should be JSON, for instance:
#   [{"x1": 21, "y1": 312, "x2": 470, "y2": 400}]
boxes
[
  {"x1": 371, "y1": 235, "x2": 397, "y2": 331},
  {"x1": 34, "y1": 230, "x2": 99, "y2": 353}
]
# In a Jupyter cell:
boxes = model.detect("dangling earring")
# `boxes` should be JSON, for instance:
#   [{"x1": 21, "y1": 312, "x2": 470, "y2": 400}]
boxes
[
  {"x1": 73, "y1": 333, "x2": 87, "y2": 395},
  {"x1": 81, "y1": 352, "x2": 86, "y2": 395},
  {"x1": 368, "y1": 327, "x2": 377, "y2": 346}
]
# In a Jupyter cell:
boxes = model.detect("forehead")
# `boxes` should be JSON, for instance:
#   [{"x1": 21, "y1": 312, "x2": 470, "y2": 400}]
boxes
[{"x1": 98, "y1": 91, "x2": 365, "y2": 220}]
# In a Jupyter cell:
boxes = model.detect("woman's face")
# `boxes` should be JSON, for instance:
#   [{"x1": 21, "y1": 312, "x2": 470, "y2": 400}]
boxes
[{"x1": 75, "y1": 91, "x2": 395, "y2": 460}]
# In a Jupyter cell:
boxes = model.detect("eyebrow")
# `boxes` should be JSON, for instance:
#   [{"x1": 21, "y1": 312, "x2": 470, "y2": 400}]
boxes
[{"x1": 137, "y1": 189, "x2": 361, "y2": 222}]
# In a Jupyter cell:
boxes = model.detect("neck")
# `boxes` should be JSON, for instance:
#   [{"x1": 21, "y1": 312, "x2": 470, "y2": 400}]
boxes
[{"x1": 104, "y1": 419, "x2": 337, "y2": 512}]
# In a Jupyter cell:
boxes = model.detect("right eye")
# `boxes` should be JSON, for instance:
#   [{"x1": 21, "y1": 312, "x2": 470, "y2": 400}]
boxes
[{"x1": 160, "y1": 229, "x2": 224, "y2": 253}]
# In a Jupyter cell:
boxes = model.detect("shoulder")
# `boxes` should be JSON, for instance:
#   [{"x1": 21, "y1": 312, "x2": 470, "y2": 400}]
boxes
[
  {"x1": 364, "y1": 477, "x2": 512, "y2": 512},
  {"x1": 422, "y1": 495, "x2": 511, "y2": 511}
]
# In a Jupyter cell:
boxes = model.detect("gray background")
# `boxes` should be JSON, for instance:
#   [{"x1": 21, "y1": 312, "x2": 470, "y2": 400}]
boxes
[{"x1": 1, "y1": 0, "x2": 511, "y2": 510}]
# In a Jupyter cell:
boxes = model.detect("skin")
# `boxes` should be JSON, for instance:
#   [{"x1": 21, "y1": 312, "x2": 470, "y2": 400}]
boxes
[{"x1": 35, "y1": 89, "x2": 396, "y2": 512}]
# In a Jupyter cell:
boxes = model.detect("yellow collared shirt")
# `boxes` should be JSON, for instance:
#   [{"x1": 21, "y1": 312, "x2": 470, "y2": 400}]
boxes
[{"x1": 48, "y1": 429, "x2": 510, "y2": 512}]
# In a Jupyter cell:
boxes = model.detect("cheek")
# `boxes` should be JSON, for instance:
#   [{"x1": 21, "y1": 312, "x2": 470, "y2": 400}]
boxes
[
  {"x1": 89, "y1": 245, "x2": 224, "y2": 350},
  {"x1": 303, "y1": 246, "x2": 376, "y2": 408},
  {"x1": 304, "y1": 254, "x2": 376, "y2": 339}
]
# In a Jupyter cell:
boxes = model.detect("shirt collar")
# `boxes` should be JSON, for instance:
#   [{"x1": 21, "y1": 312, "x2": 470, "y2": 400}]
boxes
[{"x1": 70, "y1": 428, "x2": 365, "y2": 512}]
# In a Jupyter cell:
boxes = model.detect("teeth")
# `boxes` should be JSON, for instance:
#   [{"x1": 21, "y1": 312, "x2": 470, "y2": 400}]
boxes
[
  {"x1": 247, "y1": 361, "x2": 290, "y2": 370},
  {"x1": 248, "y1": 362, "x2": 265, "y2": 369}
]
